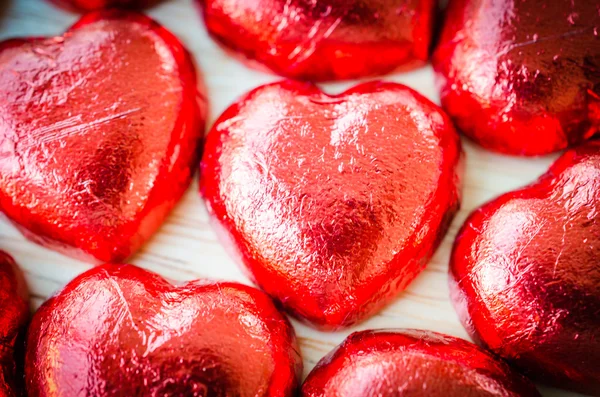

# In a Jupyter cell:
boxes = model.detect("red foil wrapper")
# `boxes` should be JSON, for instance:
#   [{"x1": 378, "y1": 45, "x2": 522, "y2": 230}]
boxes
[
  {"x1": 199, "y1": 0, "x2": 436, "y2": 81},
  {"x1": 0, "y1": 11, "x2": 206, "y2": 263},
  {"x1": 450, "y1": 141, "x2": 600, "y2": 395},
  {"x1": 301, "y1": 329, "x2": 541, "y2": 396},
  {"x1": 25, "y1": 264, "x2": 302, "y2": 396},
  {"x1": 201, "y1": 80, "x2": 463, "y2": 329},
  {"x1": 48, "y1": 0, "x2": 160, "y2": 12},
  {"x1": 433, "y1": 0, "x2": 600, "y2": 155},
  {"x1": 0, "y1": 251, "x2": 29, "y2": 397}
]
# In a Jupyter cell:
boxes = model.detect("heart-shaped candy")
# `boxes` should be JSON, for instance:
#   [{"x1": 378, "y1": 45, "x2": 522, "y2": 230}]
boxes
[
  {"x1": 201, "y1": 81, "x2": 463, "y2": 329},
  {"x1": 301, "y1": 329, "x2": 540, "y2": 396},
  {"x1": 433, "y1": 0, "x2": 600, "y2": 155},
  {"x1": 0, "y1": 251, "x2": 29, "y2": 397},
  {"x1": 199, "y1": 0, "x2": 436, "y2": 81},
  {"x1": 0, "y1": 11, "x2": 206, "y2": 263},
  {"x1": 25, "y1": 264, "x2": 302, "y2": 396},
  {"x1": 450, "y1": 142, "x2": 600, "y2": 394}
]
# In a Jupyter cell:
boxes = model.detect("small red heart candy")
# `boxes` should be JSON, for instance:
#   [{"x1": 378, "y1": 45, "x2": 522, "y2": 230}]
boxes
[
  {"x1": 201, "y1": 80, "x2": 463, "y2": 329},
  {"x1": 0, "y1": 11, "x2": 205, "y2": 263},
  {"x1": 199, "y1": 0, "x2": 436, "y2": 81},
  {"x1": 433, "y1": 0, "x2": 600, "y2": 155},
  {"x1": 301, "y1": 329, "x2": 541, "y2": 396},
  {"x1": 0, "y1": 251, "x2": 29, "y2": 397},
  {"x1": 48, "y1": 0, "x2": 159, "y2": 13},
  {"x1": 450, "y1": 141, "x2": 600, "y2": 395},
  {"x1": 25, "y1": 264, "x2": 302, "y2": 396}
]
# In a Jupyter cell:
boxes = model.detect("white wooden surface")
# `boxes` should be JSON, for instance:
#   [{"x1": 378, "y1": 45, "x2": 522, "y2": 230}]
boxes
[{"x1": 0, "y1": 1, "x2": 585, "y2": 395}]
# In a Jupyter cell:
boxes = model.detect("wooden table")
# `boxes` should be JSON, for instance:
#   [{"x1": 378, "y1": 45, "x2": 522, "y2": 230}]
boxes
[{"x1": 0, "y1": 1, "x2": 583, "y2": 395}]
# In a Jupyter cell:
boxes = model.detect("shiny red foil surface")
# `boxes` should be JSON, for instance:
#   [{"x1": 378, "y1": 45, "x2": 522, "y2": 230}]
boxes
[
  {"x1": 301, "y1": 329, "x2": 541, "y2": 397},
  {"x1": 25, "y1": 264, "x2": 302, "y2": 396},
  {"x1": 0, "y1": 251, "x2": 29, "y2": 397},
  {"x1": 0, "y1": 12, "x2": 206, "y2": 263},
  {"x1": 49, "y1": 0, "x2": 160, "y2": 13},
  {"x1": 199, "y1": 0, "x2": 435, "y2": 81},
  {"x1": 450, "y1": 141, "x2": 600, "y2": 395},
  {"x1": 201, "y1": 80, "x2": 463, "y2": 329},
  {"x1": 433, "y1": 0, "x2": 600, "y2": 156}
]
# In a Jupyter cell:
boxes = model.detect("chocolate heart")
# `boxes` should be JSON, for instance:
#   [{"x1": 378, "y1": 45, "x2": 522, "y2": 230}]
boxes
[
  {"x1": 0, "y1": 251, "x2": 29, "y2": 397},
  {"x1": 301, "y1": 329, "x2": 541, "y2": 396},
  {"x1": 201, "y1": 80, "x2": 463, "y2": 329},
  {"x1": 199, "y1": 0, "x2": 435, "y2": 81},
  {"x1": 25, "y1": 264, "x2": 302, "y2": 396},
  {"x1": 450, "y1": 142, "x2": 600, "y2": 394},
  {"x1": 49, "y1": 0, "x2": 160, "y2": 13},
  {"x1": 0, "y1": 11, "x2": 205, "y2": 263},
  {"x1": 433, "y1": 0, "x2": 599, "y2": 155}
]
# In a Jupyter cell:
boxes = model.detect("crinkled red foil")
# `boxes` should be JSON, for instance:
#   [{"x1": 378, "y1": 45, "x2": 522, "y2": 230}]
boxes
[
  {"x1": 0, "y1": 11, "x2": 206, "y2": 263},
  {"x1": 25, "y1": 264, "x2": 302, "y2": 396},
  {"x1": 199, "y1": 0, "x2": 436, "y2": 81},
  {"x1": 433, "y1": 0, "x2": 600, "y2": 155},
  {"x1": 450, "y1": 141, "x2": 600, "y2": 395},
  {"x1": 0, "y1": 252, "x2": 29, "y2": 397},
  {"x1": 301, "y1": 329, "x2": 541, "y2": 396},
  {"x1": 201, "y1": 80, "x2": 463, "y2": 329}
]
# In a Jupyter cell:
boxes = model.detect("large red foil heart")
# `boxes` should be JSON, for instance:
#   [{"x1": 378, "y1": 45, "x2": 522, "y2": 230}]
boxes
[
  {"x1": 450, "y1": 142, "x2": 600, "y2": 395},
  {"x1": 201, "y1": 81, "x2": 463, "y2": 329},
  {"x1": 433, "y1": 0, "x2": 600, "y2": 156},
  {"x1": 199, "y1": 0, "x2": 436, "y2": 81},
  {"x1": 25, "y1": 264, "x2": 302, "y2": 396},
  {"x1": 0, "y1": 11, "x2": 205, "y2": 263},
  {"x1": 0, "y1": 251, "x2": 29, "y2": 397},
  {"x1": 301, "y1": 329, "x2": 541, "y2": 397}
]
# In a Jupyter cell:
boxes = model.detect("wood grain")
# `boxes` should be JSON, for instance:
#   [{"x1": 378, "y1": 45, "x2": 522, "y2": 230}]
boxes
[{"x1": 0, "y1": 0, "x2": 582, "y2": 395}]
